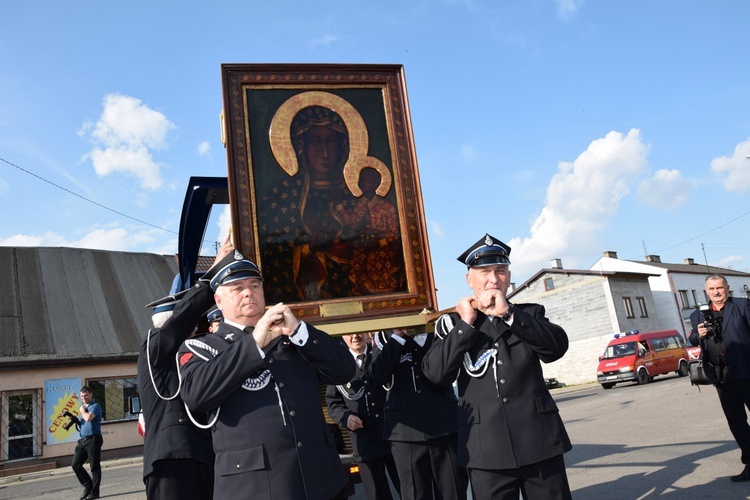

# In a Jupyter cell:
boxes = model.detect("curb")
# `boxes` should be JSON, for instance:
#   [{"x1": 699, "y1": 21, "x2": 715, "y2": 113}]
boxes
[{"x1": 0, "y1": 456, "x2": 143, "y2": 486}]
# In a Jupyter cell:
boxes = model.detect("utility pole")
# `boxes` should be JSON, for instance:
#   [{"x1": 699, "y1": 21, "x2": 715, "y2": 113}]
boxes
[{"x1": 701, "y1": 242, "x2": 709, "y2": 266}]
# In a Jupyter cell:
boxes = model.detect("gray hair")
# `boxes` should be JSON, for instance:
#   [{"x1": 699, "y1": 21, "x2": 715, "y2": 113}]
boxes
[{"x1": 705, "y1": 274, "x2": 728, "y2": 287}]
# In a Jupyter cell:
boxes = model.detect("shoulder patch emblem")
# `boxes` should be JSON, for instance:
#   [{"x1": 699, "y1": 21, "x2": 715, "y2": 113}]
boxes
[{"x1": 179, "y1": 352, "x2": 193, "y2": 366}]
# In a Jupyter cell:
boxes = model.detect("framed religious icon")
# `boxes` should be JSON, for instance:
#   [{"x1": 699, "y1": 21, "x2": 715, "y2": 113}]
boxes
[{"x1": 221, "y1": 63, "x2": 437, "y2": 330}]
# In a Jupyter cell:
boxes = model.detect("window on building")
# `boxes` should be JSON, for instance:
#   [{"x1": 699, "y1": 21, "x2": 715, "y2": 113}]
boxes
[
  {"x1": 691, "y1": 290, "x2": 699, "y2": 307},
  {"x1": 1, "y1": 390, "x2": 40, "y2": 461},
  {"x1": 87, "y1": 377, "x2": 139, "y2": 423},
  {"x1": 636, "y1": 297, "x2": 648, "y2": 318},
  {"x1": 623, "y1": 297, "x2": 634, "y2": 318},
  {"x1": 679, "y1": 290, "x2": 691, "y2": 309},
  {"x1": 544, "y1": 277, "x2": 554, "y2": 291}
]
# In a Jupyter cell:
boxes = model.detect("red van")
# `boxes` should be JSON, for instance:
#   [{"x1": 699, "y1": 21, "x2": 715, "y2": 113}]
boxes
[{"x1": 596, "y1": 329, "x2": 690, "y2": 389}]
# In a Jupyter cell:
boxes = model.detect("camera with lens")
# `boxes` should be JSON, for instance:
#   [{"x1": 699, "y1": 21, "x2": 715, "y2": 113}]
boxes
[
  {"x1": 61, "y1": 410, "x2": 81, "y2": 431},
  {"x1": 699, "y1": 303, "x2": 723, "y2": 342}
]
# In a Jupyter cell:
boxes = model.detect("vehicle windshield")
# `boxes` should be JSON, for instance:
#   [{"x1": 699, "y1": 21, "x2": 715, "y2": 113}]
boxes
[{"x1": 603, "y1": 342, "x2": 637, "y2": 359}]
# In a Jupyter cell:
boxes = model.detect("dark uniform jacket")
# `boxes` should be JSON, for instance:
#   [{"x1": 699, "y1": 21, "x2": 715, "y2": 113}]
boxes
[
  {"x1": 371, "y1": 333, "x2": 459, "y2": 443},
  {"x1": 422, "y1": 303, "x2": 572, "y2": 470},
  {"x1": 689, "y1": 297, "x2": 750, "y2": 383},
  {"x1": 137, "y1": 280, "x2": 214, "y2": 482},
  {"x1": 178, "y1": 321, "x2": 356, "y2": 500},
  {"x1": 326, "y1": 344, "x2": 391, "y2": 462}
]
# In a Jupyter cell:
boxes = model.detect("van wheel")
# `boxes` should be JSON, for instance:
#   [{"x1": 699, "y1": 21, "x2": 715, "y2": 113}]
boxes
[
  {"x1": 677, "y1": 360, "x2": 689, "y2": 377},
  {"x1": 637, "y1": 369, "x2": 651, "y2": 385},
  {"x1": 601, "y1": 383, "x2": 614, "y2": 389}
]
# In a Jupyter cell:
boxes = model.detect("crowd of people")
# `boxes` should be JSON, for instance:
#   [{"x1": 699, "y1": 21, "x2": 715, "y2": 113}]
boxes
[
  {"x1": 64, "y1": 225, "x2": 748, "y2": 500},
  {"x1": 122, "y1": 232, "x2": 575, "y2": 500}
]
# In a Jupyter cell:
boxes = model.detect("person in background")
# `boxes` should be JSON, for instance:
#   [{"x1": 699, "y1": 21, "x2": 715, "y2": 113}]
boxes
[
  {"x1": 422, "y1": 233, "x2": 572, "y2": 500},
  {"x1": 689, "y1": 274, "x2": 750, "y2": 482},
  {"x1": 137, "y1": 237, "x2": 232, "y2": 499},
  {"x1": 177, "y1": 248, "x2": 357, "y2": 499},
  {"x1": 207, "y1": 307, "x2": 223, "y2": 333},
  {"x1": 371, "y1": 329, "x2": 466, "y2": 500},
  {"x1": 326, "y1": 332, "x2": 400, "y2": 499},
  {"x1": 71, "y1": 386, "x2": 103, "y2": 500}
]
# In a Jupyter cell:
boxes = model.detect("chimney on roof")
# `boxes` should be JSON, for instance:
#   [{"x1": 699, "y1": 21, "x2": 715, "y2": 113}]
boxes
[
  {"x1": 508, "y1": 282, "x2": 516, "y2": 293},
  {"x1": 645, "y1": 255, "x2": 662, "y2": 263},
  {"x1": 684, "y1": 258, "x2": 696, "y2": 265},
  {"x1": 550, "y1": 258, "x2": 563, "y2": 269},
  {"x1": 603, "y1": 251, "x2": 618, "y2": 259}
]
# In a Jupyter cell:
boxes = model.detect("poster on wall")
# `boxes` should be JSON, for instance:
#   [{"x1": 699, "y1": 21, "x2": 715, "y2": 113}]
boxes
[{"x1": 45, "y1": 377, "x2": 82, "y2": 445}]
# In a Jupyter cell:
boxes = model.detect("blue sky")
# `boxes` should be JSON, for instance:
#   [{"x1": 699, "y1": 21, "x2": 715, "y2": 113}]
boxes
[{"x1": 1, "y1": 1, "x2": 749, "y2": 310}]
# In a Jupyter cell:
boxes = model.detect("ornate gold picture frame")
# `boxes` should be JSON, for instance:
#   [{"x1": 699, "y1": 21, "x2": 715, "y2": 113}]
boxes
[{"x1": 221, "y1": 63, "x2": 436, "y2": 330}]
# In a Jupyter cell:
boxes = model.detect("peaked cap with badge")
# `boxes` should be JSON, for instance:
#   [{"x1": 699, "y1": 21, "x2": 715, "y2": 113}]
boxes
[
  {"x1": 457, "y1": 233, "x2": 511, "y2": 269},
  {"x1": 145, "y1": 248, "x2": 262, "y2": 311},
  {"x1": 206, "y1": 307, "x2": 223, "y2": 323},
  {"x1": 209, "y1": 249, "x2": 263, "y2": 291}
]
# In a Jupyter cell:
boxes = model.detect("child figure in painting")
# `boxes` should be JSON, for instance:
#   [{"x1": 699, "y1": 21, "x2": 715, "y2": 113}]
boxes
[{"x1": 351, "y1": 167, "x2": 405, "y2": 295}]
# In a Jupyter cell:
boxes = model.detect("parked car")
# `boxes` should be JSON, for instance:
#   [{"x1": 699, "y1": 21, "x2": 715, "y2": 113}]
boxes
[{"x1": 597, "y1": 329, "x2": 689, "y2": 389}]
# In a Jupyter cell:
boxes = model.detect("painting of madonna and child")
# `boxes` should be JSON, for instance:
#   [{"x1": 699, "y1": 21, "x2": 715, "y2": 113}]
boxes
[
  {"x1": 222, "y1": 64, "x2": 436, "y2": 321},
  {"x1": 259, "y1": 102, "x2": 404, "y2": 303}
]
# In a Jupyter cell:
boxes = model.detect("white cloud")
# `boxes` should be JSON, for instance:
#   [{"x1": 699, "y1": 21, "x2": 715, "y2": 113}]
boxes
[
  {"x1": 88, "y1": 146, "x2": 164, "y2": 190},
  {"x1": 73, "y1": 227, "x2": 156, "y2": 250},
  {"x1": 217, "y1": 205, "x2": 232, "y2": 241},
  {"x1": 710, "y1": 137, "x2": 750, "y2": 192},
  {"x1": 460, "y1": 143, "x2": 480, "y2": 163},
  {"x1": 0, "y1": 225, "x2": 168, "y2": 252},
  {"x1": 429, "y1": 221, "x2": 444, "y2": 238},
  {"x1": 0, "y1": 178, "x2": 9, "y2": 197},
  {"x1": 637, "y1": 169, "x2": 691, "y2": 210},
  {"x1": 717, "y1": 254, "x2": 744, "y2": 269},
  {"x1": 310, "y1": 34, "x2": 338, "y2": 47},
  {"x1": 556, "y1": 0, "x2": 583, "y2": 21},
  {"x1": 508, "y1": 129, "x2": 649, "y2": 278},
  {"x1": 81, "y1": 93, "x2": 175, "y2": 190},
  {"x1": 198, "y1": 141, "x2": 211, "y2": 156},
  {"x1": 0, "y1": 231, "x2": 67, "y2": 247}
]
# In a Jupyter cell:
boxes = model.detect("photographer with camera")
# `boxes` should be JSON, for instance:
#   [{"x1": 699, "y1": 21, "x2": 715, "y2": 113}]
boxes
[
  {"x1": 70, "y1": 386, "x2": 103, "y2": 499},
  {"x1": 689, "y1": 274, "x2": 750, "y2": 482}
]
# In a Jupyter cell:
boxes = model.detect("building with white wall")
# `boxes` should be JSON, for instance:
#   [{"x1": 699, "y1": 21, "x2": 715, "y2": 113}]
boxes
[
  {"x1": 508, "y1": 254, "x2": 750, "y2": 387},
  {"x1": 508, "y1": 259, "x2": 660, "y2": 386},
  {"x1": 590, "y1": 252, "x2": 750, "y2": 338}
]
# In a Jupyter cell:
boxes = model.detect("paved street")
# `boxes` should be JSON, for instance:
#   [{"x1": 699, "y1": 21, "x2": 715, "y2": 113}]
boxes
[
  {"x1": 561, "y1": 374, "x2": 748, "y2": 499},
  {"x1": 2, "y1": 374, "x2": 748, "y2": 499}
]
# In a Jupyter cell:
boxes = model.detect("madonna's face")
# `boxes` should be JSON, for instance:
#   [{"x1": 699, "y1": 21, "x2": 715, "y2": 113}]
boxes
[{"x1": 303, "y1": 126, "x2": 346, "y2": 180}]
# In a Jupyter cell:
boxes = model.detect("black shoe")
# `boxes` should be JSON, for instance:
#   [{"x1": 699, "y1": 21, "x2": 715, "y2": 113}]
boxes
[
  {"x1": 730, "y1": 466, "x2": 750, "y2": 482},
  {"x1": 80, "y1": 489, "x2": 92, "y2": 500},
  {"x1": 84, "y1": 494, "x2": 99, "y2": 499}
]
